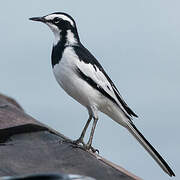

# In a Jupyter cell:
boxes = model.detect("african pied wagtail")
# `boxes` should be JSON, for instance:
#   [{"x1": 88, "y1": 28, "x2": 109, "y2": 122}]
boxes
[{"x1": 29, "y1": 12, "x2": 175, "y2": 177}]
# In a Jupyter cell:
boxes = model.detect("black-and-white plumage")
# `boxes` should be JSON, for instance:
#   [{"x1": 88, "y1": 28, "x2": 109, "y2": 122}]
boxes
[{"x1": 30, "y1": 12, "x2": 175, "y2": 177}]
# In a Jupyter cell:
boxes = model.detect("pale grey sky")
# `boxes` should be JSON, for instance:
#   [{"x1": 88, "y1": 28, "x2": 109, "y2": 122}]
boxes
[{"x1": 0, "y1": 1, "x2": 179, "y2": 179}]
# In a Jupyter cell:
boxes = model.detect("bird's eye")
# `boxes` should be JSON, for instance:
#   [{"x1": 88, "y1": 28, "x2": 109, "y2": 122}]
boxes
[{"x1": 53, "y1": 17, "x2": 60, "y2": 24}]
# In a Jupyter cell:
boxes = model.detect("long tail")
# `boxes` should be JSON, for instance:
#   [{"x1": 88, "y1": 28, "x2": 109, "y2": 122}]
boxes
[{"x1": 126, "y1": 122, "x2": 175, "y2": 177}]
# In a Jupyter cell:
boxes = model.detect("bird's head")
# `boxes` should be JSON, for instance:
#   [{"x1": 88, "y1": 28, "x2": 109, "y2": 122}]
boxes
[{"x1": 29, "y1": 12, "x2": 80, "y2": 45}]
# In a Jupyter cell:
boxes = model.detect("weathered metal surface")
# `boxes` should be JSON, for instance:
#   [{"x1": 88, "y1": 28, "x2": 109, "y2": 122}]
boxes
[
  {"x1": 0, "y1": 131, "x2": 134, "y2": 180},
  {"x1": 0, "y1": 94, "x2": 141, "y2": 180},
  {"x1": 0, "y1": 94, "x2": 43, "y2": 131},
  {"x1": 0, "y1": 173, "x2": 95, "y2": 180}
]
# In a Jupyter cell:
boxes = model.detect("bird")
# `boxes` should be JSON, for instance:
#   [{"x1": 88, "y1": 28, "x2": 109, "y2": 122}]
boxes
[{"x1": 29, "y1": 12, "x2": 175, "y2": 177}]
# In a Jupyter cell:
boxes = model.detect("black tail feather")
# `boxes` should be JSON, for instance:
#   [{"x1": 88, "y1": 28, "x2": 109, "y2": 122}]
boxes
[{"x1": 128, "y1": 123, "x2": 175, "y2": 177}]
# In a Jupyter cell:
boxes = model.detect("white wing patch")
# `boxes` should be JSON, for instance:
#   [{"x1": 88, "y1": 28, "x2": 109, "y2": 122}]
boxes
[
  {"x1": 75, "y1": 56, "x2": 134, "y2": 118},
  {"x1": 61, "y1": 47, "x2": 133, "y2": 118},
  {"x1": 76, "y1": 59, "x2": 118, "y2": 104}
]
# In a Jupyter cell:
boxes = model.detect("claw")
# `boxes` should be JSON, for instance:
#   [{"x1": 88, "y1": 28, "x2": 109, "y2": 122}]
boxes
[
  {"x1": 90, "y1": 147, "x2": 99, "y2": 154},
  {"x1": 70, "y1": 143, "x2": 85, "y2": 151},
  {"x1": 59, "y1": 138, "x2": 99, "y2": 153},
  {"x1": 83, "y1": 144, "x2": 99, "y2": 154},
  {"x1": 72, "y1": 138, "x2": 85, "y2": 146}
]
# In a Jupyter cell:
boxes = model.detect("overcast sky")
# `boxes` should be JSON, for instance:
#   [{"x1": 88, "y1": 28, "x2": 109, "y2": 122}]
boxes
[{"x1": 0, "y1": 1, "x2": 179, "y2": 180}]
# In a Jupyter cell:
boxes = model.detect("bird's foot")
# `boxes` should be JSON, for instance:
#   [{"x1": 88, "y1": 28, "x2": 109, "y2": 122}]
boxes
[
  {"x1": 60, "y1": 138, "x2": 99, "y2": 153},
  {"x1": 83, "y1": 144, "x2": 99, "y2": 154},
  {"x1": 60, "y1": 138, "x2": 85, "y2": 150},
  {"x1": 70, "y1": 142, "x2": 99, "y2": 153},
  {"x1": 72, "y1": 138, "x2": 85, "y2": 146}
]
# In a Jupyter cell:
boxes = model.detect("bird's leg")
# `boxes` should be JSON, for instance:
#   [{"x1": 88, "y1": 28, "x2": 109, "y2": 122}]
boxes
[
  {"x1": 73, "y1": 115, "x2": 92, "y2": 145},
  {"x1": 84, "y1": 117, "x2": 99, "y2": 153}
]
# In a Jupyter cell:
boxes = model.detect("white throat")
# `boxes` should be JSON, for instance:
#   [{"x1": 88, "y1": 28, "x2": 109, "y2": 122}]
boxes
[{"x1": 46, "y1": 22, "x2": 61, "y2": 45}]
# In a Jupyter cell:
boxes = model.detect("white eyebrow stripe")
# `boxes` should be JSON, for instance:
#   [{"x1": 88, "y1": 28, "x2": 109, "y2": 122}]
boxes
[{"x1": 45, "y1": 14, "x2": 74, "y2": 27}]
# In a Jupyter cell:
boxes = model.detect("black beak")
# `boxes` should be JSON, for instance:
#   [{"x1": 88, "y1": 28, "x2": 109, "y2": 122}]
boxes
[{"x1": 29, "y1": 16, "x2": 46, "y2": 23}]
